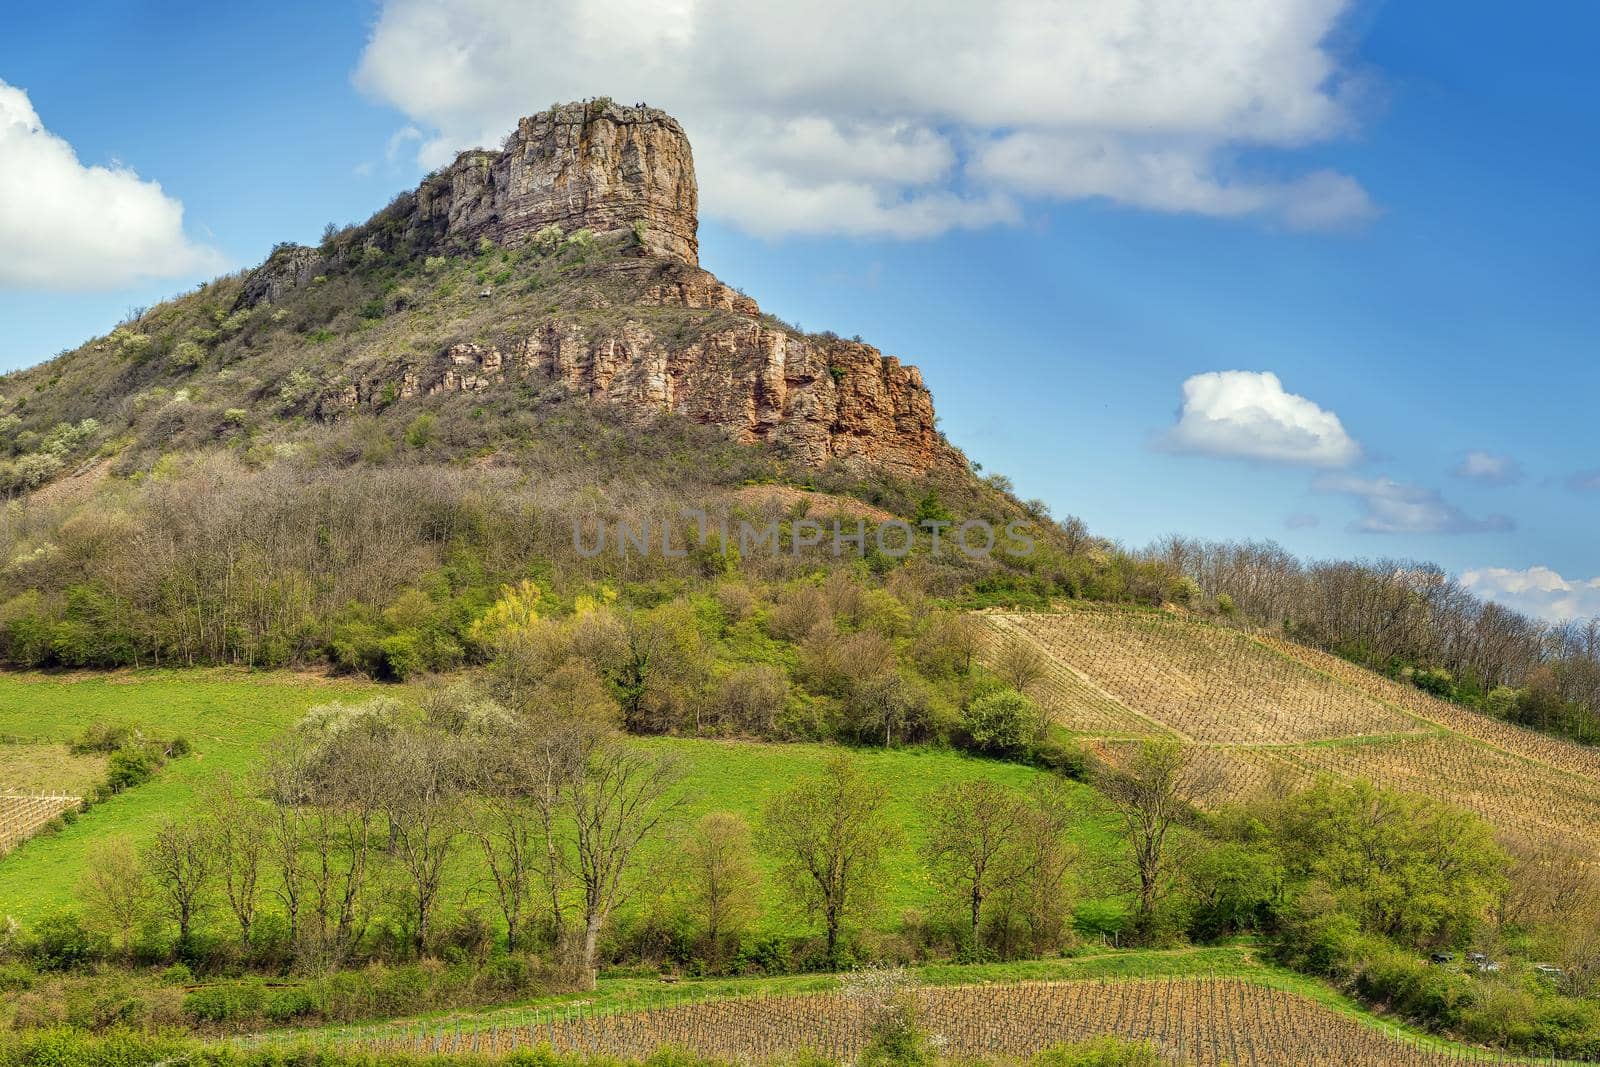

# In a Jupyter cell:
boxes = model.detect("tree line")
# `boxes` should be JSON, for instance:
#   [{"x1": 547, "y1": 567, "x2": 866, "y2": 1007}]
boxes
[{"x1": 69, "y1": 694, "x2": 1083, "y2": 988}]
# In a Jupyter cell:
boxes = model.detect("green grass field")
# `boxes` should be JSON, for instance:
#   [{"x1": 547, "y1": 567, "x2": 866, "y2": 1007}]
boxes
[
  {"x1": 0, "y1": 669, "x2": 390, "y2": 920},
  {"x1": 0, "y1": 671, "x2": 1124, "y2": 932}
]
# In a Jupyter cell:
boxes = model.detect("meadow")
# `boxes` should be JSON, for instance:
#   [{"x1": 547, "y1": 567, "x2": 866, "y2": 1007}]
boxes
[{"x1": 0, "y1": 670, "x2": 1122, "y2": 929}]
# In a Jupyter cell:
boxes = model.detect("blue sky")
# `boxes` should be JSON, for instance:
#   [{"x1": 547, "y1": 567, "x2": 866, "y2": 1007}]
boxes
[{"x1": 2, "y1": 1, "x2": 1597, "y2": 620}]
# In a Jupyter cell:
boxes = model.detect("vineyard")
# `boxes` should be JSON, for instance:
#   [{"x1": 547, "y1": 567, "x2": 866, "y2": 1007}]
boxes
[
  {"x1": 983, "y1": 607, "x2": 1600, "y2": 864},
  {"x1": 992, "y1": 609, "x2": 1426, "y2": 745},
  {"x1": 251, "y1": 978, "x2": 1563, "y2": 1066},
  {"x1": 0, "y1": 793, "x2": 81, "y2": 854}
]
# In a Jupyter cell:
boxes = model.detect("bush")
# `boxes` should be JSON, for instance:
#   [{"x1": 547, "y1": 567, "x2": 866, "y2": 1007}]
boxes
[
  {"x1": 104, "y1": 747, "x2": 160, "y2": 792},
  {"x1": 1032, "y1": 1037, "x2": 1163, "y2": 1067},
  {"x1": 265, "y1": 984, "x2": 317, "y2": 1023},
  {"x1": 960, "y1": 689, "x2": 1039, "y2": 756},
  {"x1": 27, "y1": 913, "x2": 100, "y2": 971},
  {"x1": 182, "y1": 981, "x2": 267, "y2": 1026},
  {"x1": 70, "y1": 721, "x2": 134, "y2": 754}
]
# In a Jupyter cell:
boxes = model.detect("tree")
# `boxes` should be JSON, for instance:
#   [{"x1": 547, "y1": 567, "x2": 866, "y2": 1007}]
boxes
[
  {"x1": 994, "y1": 777, "x2": 1078, "y2": 956},
  {"x1": 81, "y1": 837, "x2": 149, "y2": 958},
  {"x1": 198, "y1": 772, "x2": 268, "y2": 948},
  {"x1": 762, "y1": 753, "x2": 899, "y2": 965},
  {"x1": 1271, "y1": 778, "x2": 1505, "y2": 948},
  {"x1": 993, "y1": 638, "x2": 1048, "y2": 696},
  {"x1": 923, "y1": 780, "x2": 1022, "y2": 945},
  {"x1": 384, "y1": 728, "x2": 464, "y2": 955},
  {"x1": 465, "y1": 718, "x2": 561, "y2": 952},
  {"x1": 961, "y1": 689, "x2": 1040, "y2": 756},
  {"x1": 143, "y1": 817, "x2": 217, "y2": 952},
  {"x1": 1097, "y1": 741, "x2": 1216, "y2": 939},
  {"x1": 677, "y1": 812, "x2": 760, "y2": 958},
  {"x1": 561, "y1": 737, "x2": 682, "y2": 986}
]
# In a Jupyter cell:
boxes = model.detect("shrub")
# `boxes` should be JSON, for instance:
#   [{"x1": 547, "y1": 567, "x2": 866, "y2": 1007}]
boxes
[
  {"x1": 70, "y1": 721, "x2": 134, "y2": 754},
  {"x1": 104, "y1": 746, "x2": 160, "y2": 792},
  {"x1": 960, "y1": 689, "x2": 1039, "y2": 756},
  {"x1": 182, "y1": 981, "x2": 267, "y2": 1026},
  {"x1": 27, "y1": 913, "x2": 99, "y2": 971},
  {"x1": 1032, "y1": 1037, "x2": 1163, "y2": 1067}
]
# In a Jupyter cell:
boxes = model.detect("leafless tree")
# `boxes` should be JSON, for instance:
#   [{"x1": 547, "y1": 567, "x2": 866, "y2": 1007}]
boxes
[
  {"x1": 994, "y1": 637, "x2": 1049, "y2": 697},
  {"x1": 384, "y1": 728, "x2": 465, "y2": 955},
  {"x1": 143, "y1": 817, "x2": 217, "y2": 950},
  {"x1": 560, "y1": 735, "x2": 683, "y2": 986},
  {"x1": 198, "y1": 771, "x2": 269, "y2": 948}
]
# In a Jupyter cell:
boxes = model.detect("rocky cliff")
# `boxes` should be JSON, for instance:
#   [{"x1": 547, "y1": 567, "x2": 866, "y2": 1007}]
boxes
[
  {"x1": 421, "y1": 102, "x2": 699, "y2": 263},
  {"x1": 240, "y1": 100, "x2": 961, "y2": 477}
]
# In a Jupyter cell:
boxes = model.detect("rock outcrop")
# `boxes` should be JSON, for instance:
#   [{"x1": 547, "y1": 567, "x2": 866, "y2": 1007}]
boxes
[
  {"x1": 422, "y1": 101, "x2": 698, "y2": 262},
  {"x1": 266, "y1": 99, "x2": 962, "y2": 476}
]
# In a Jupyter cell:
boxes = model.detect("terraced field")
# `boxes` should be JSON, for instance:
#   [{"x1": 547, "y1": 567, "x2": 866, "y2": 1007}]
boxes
[{"x1": 985, "y1": 607, "x2": 1600, "y2": 862}]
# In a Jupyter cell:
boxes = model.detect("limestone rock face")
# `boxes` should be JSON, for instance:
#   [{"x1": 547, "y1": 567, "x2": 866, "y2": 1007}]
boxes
[
  {"x1": 340, "y1": 315, "x2": 958, "y2": 476},
  {"x1": 423, "y1": 102, "x2": 699, "y2": 262}
]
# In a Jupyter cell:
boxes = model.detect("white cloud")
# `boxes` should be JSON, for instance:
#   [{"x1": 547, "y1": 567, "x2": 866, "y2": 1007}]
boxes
[
  {"x1": 1161, "y1": 370, "x2": 1361, "y2": 467},
  {"x1": 0, "y1": 80, "x2": 222, "y2": 290},
  {"x1": 1461, "y1": 566, "x2": 1600, "y2": 623},
  {"x1": 353, "y1": 0, "x2": 1374, "y2": 239},
  {"x1": 1313, "y1": 474, "x2": 1514, "y2": 535},
  {"x1": 1454, "y1": 450, "x2": 1522, "y2": 485}
]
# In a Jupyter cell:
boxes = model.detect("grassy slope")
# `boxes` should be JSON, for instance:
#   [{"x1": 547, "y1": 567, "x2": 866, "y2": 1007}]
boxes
[
  {"x1": 0, "y1": 670, "x2": 390, "y2": 919},
  {"x1": 0, "y1": 672, "x2": 1122, "y2": 929},
  {"x1": 644, "y1": 737, "x2": 1121, "y2": 933}
]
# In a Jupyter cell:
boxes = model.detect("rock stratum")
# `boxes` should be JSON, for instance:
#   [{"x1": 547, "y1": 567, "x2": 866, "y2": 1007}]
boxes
[{"x1": 239, "y1": 100, "x2": 961, "y2": 477}]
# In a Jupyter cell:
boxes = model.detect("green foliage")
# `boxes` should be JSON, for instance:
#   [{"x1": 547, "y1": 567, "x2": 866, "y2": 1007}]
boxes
[
  {"x1": 960, "y1": 690, "x2": 1039, "y2": 756},
  {"x1": 26, "y1": 913, "x2": 101, "y2": 971},
  {"x1": 1272, "y1": 778, "x2": 1505, "y2": 949},
  {"x1": 1032, "y1": 1038, "x2": 1163, "y2": 1067}
]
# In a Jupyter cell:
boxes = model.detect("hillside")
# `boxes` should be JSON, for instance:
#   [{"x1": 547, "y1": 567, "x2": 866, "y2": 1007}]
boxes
[{"x1": 984, "y1": 604, "x2": 1600, "y2": 862}]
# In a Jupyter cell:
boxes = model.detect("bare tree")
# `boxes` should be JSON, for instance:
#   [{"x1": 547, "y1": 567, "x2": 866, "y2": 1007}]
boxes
[
  {"x1": 561, "y1": 736, "x2": 683, "y2": 986},
  {"x1": 198, "y1": 772, "x2": 269, "y2": 948},
  {"x1": 81, "y1": 837, "x2": 149, "y2": 957},
  {"x1": 1098, "y1": 741, "x2": 1216, "y2": 938},
  {"x1": 994, "y1": 637, "x2": 1049, "y2": 696},
  {"x1": 762, "y1": 753, "x2": 899, "y2": 966},
  {"x1": 384, "y1": 728, "x2": 465, "y2": 956},
  {"x1": 465, "y1": 719, "x2": 555, "y2": 952},
  {"x1": 923, "y1": 780, "x2": 1023, "y2": 944},
  {"x1": 143, "y1": 817, "x2": 217, "y2": 951}
]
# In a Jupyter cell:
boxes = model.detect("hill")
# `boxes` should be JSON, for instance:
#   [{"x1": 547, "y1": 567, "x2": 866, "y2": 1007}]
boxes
[{"x1": 0, "y1": 100, "x2": 1179, "y2": 678}]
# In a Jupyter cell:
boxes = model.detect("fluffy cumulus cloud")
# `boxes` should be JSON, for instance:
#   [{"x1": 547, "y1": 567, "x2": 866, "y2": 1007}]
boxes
[
  {"x1": 0, "y1": 81, "x2": 221, "y2": 290},
  {"x1": 1313, "y1": 474, "x2": 1514, "y2": 535},
  {"x1": 1160, "y1": 370, "x2": 1361, "y2": 467},
  {"x1": 1454, "y1": 450, "x2": 1522, "y2": 485},
  {"x1": 1461, "y1": 566, "x2": 1600, "y2": 623},
  {"x1": 353, "y1": 0, "x2": 1374, "y2": 239}
]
